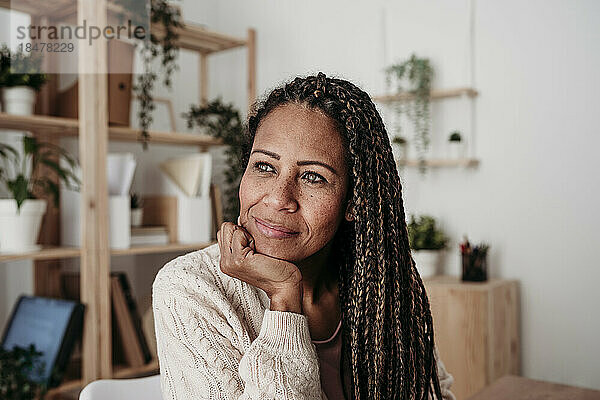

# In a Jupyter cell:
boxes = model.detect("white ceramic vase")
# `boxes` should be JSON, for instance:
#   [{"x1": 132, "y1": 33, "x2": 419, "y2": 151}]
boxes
[
  {"x1": 411, "y1": 249, "x2": 443, "y2": 278},
  {"x1": 447, "y1": 141, "x2": 466, "y2": 159},
  {"x1": 131, "y1": 208, "x2": 144, "y2": 227},
  {"x1": 392, "y1": 143, "x2": 408, "y2": 162},
  {"x1": 0, "y1": 199, "x2": 47, "y2": 253},
  {"x1": 2, "y1": 86, "x2": 37, "y2": 115}
]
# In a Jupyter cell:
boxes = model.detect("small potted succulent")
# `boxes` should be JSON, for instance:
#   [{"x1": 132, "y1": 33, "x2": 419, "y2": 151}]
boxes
[
  {"x1": 130, "y1": 192, "x2": 144, "y2": 227},
  {"x1": 0, "y1": 45, "x2": 49, "y2": 116},
  {"x1": 391, "y1": 135, "x2": 408, "y2": 162},
  {"x1": 448, "y1": 130, "x2": 465, "y2": 159},
  {"x1": 407, "y1": 214, "x2": 449, "y2": 278},
  {"x1": 0, "y1": 135, "x2": 80, "y2": 253}
]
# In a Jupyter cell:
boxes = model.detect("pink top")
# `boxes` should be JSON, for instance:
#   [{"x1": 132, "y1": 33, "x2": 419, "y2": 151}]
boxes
[{"x1": 311, "y1": 319, "x2": 352, "y2": 400}]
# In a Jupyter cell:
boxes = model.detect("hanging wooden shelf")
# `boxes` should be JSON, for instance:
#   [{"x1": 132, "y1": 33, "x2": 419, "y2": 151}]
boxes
[
  {"x1": 397, "y1": 158, "x2": 480, "y2": 168},
  {"x1": 373, "y1": 87, "x2": 478, "y2": 103}
]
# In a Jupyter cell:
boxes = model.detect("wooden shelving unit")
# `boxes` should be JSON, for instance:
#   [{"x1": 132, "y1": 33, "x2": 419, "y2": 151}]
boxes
[{"x1": 0, "y1": 1, "x2": 256, "y2": 397}]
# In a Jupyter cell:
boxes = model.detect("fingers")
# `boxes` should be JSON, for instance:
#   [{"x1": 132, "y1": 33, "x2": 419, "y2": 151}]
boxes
[{"x1": 232, "y1": 228, "x2": 254, "y2": 260}]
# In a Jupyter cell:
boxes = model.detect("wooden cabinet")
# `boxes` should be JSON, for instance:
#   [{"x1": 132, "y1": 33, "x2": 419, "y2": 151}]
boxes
[{"x1": 424, "y1": 276, "x2": 520, "y2": 400}]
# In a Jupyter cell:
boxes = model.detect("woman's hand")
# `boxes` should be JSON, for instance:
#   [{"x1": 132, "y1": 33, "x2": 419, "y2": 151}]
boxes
[{"x1": 217, "y1": 222, "x2": 303, "y2": 313}]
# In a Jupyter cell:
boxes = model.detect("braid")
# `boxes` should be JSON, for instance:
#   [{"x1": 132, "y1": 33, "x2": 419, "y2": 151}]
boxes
[{"x1": 245, "y1": 72, "x2": 442, "y2": 400}]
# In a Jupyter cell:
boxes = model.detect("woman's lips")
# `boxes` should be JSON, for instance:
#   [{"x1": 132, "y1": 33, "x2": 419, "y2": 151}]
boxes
[{"x1": 254, "y1": 217, "x2": 299, "y2": 239}]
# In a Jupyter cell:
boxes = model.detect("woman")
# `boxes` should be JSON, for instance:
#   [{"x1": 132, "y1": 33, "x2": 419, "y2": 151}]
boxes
[{"x1": 153, "y1": 73, "x2": 455, "y2": 400}]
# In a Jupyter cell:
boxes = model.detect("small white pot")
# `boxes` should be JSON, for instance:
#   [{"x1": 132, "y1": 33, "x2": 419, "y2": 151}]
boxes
[
  {"x1": 447, "y1": 141, "x2": 466, "y2": 159},
  {"x1": 392, "y1": 143, "x2": 408, "y2": 162},
  {"x1": 411, "y1": 249, "x2": 443, "y2": 278},
  {"x1": 0, "y1": 199, "x2": 47, "y2": 253},
  {"x1": 131, "y1": 208, "x2": 143, "y2": 227},
  {"x1": 2, "y1": 86, "x2": 37, "y2": 115}
]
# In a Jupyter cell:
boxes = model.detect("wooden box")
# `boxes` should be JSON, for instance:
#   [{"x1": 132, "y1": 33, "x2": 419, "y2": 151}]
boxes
[
  {"x1": 142, "y1": 195, "x2": 213, "y2": 244},
  {"x1": 424, "y1": 276, "x2": 520, "y2": 400},
  {"x1": 56, "y1": 39, "x2": 134, "y2": 126}
]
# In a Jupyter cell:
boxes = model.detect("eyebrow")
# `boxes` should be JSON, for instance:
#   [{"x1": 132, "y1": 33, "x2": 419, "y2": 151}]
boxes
[{"x1": 251, "y1": 149, "x2": 338, "y2": 175}]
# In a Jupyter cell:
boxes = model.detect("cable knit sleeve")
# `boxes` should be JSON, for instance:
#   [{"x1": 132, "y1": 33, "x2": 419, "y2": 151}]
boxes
[
  {"x1": 153, "y1": 260, "x2": 323, "y2": 400},
  {"x1": 434, "y1": 346, "x2": 456, "y2": 400}
]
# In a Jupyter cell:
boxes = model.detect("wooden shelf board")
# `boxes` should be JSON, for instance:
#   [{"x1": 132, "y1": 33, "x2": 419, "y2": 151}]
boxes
[
  {"x1": 153, "y1": 22, "x2": 247, "y2": 54},
  {"x1": 0, "y1": 242, "x2": 216, "y2": 262},
  {"x1": 0, "y1": 1, "x2": 246, "y2": 54},
  {"x1": 112, "y1": 241, "x2": 216, "y2": 256},
  {"x1": 0, "y1": 113, "x2": 222, "y2": 146},
  {"x1": 397, "y1": 158, "x2": 480, "y2": 168},
  {"x1": 373, "y1": 87, "x2": 478, "y2": 103},
  {"x1": 0, "y1": 246, "x2": 81, "y2": 262}
]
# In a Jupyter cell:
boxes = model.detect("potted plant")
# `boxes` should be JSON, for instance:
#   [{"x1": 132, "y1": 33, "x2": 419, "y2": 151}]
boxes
[
  {"x1": 115, "y1": 0, "x2": 182, "y2": 149},
  {"x1": 448, "y1": 130, "x2": 465, "y2": 159},
  {"x1": 0, "y1": 135, "x2": 80, "y2": 253},
  {"x1": 0, "y1": 344, "x2": 47, "y2": 400},
  {"x1": 385, "y1": 54, "x2": 433, "y2": 174},
  {"x1": 183, "y1": 98, "x2": 245, "y2": 222},
  {"x1": 0, "y1": 45, "x2": 49, "y2": 116},
  {"x1": 391, "y1": 135, "x2": 408, "y2": 162},
  {"x1": 407, "y1": 214, "x2": 449, "y2": 278},
  {"x1": 130, "y1": 192, "x2": 144, "y2": 227}
]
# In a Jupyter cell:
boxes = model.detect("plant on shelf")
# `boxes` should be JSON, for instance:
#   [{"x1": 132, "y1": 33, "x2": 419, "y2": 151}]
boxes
[
  {"x1": 447, "y1": 130, "x2": 465, "y2": 159},
  {"x1": 385, "y1": 54, "x2": 433, "y2": 174},
  {"x1": 391, "y1": 135, "x2": 408, "y2": 163},
  {"x1": 0, "y1": 344, "x2": 47, "y2": 400},
  {"x1": 130, "y1": 192, "x2": 144, "y2": 227},
  {"x1": 183, "y1": 98, "x2": 245, "y2": 222},
  {"x1": 0, "y1": 45, "x2": 49, "y2": 116},
  {"x1": 0, "y1": 135, "x2": 80, "y2": 253},
  {"x1": 115, "y1": 0, "x2": 182, "y2": 149},
  {"x1": 407, "y1": 214, "x2": 449, "y2": 278}
]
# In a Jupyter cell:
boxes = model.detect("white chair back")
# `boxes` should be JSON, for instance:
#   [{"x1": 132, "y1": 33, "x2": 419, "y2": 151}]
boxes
[{"x1": 79, "y1": 374, "x2": 162, "y2": 400}]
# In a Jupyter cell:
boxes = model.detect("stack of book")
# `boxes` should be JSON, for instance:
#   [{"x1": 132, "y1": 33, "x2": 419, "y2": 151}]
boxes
[
  {"x1": 61, "y1": 272, "x2": 152, "y2": 367},
  {"x1": 130, "y1": 226, "x2": 169, "y2": 246}
]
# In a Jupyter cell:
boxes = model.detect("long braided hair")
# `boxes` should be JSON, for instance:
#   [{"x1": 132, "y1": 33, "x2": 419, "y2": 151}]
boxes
[{"x1": 244, "y1": 72, "x2": 443, "y2": 400}]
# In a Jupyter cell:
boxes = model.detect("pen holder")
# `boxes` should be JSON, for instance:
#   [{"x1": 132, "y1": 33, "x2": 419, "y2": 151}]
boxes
[{"x1": 461, "y1": 251, "x2": 488, "y2": 282}]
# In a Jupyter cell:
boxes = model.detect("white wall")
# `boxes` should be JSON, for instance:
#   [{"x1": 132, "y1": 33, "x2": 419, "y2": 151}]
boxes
[
  {"x1": 1, "y1": 0, "x2": 599, "y2": 392},
  {"x1": 200, "y1": 0, "x2": 600, "y2": 390}
]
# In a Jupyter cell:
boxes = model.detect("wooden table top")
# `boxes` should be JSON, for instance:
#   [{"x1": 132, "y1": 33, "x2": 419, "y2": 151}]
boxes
[{"x1": 467, "y1": 375, "x2": 600, "y2": 400}]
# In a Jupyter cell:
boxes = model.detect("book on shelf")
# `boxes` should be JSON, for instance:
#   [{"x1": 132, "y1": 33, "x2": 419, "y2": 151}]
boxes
[
  {"x1": 111, "y1": 272, "x2": 152, "y2": 367},
  {"x1": 131, "y1": 225, "x2": 169, "y2": 246},
  {"x1": 61, "y1": 272, "x2": 152, "y2": 368}
]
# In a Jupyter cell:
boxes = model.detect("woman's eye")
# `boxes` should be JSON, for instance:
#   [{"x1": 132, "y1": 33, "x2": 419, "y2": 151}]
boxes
[
  {"x1": 302, "y1": 171, "x2": 327, "y2": 184},
  {"x1": 253, "y1": 161, "x2": 275, "y2": 173}
]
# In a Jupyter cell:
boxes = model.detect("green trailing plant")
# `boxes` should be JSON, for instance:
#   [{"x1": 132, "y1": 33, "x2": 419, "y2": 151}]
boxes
[
  {"x1": 183, "y1": 98, "x2": 245, "y2": 222},
  {"x1": 0, "y1": 45, "x2": 48, "y2": 91},
  {"x1": 449, "y1": 130, "x2": 462, "y2": 142},
  {"x1": 385, "y1": 54, "x2": 433, "y2": 174},
  {"x1": 115, "y1": 0, "x2": 182, "y2": 149},
  {"x1": 0, "y1": 135, "x2": 80, "y2": 213},
  {"x1": 0, "y1": 344, "x2": 47, "y2": 400},
  {"x1": 407, "y1": 214, "x2": 449, "y2": 251}
]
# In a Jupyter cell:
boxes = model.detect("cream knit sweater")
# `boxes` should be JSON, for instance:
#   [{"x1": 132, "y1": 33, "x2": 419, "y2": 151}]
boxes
[{"x1": 153, "y1": 243, "x2": 456, "y2": 400}]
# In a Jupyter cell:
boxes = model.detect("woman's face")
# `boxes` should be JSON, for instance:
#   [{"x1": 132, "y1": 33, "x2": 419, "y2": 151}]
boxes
[{"x1": 239, "y1": 102, "x2": 350, "y2": 263}]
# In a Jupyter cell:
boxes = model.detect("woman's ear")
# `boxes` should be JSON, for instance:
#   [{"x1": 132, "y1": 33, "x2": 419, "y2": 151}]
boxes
[{"x1": 344, "y1": 202, "x2": 355, "y2": 222}]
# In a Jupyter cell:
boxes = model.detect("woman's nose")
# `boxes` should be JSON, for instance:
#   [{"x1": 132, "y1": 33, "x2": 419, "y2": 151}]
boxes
[{"x1": 262, "y1": 176, "x2": 298, "y2": 212}]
